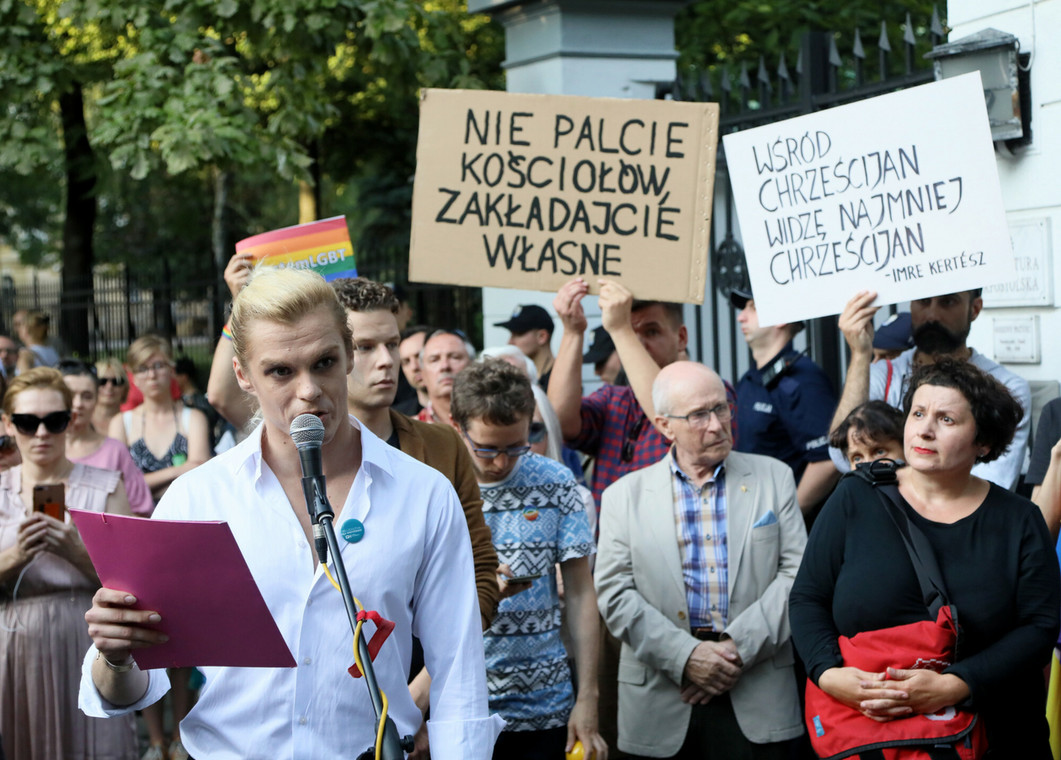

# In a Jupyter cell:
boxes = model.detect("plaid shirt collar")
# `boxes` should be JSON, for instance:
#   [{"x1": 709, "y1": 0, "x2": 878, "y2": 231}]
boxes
[{"x1": 668, "y1": 446, "x2": 726, "y2": 486}]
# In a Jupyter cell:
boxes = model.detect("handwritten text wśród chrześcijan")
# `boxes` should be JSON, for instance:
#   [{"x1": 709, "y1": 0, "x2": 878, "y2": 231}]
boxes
[{"x1": 750, "y1": 130, "x2": 977, "y2": 286}]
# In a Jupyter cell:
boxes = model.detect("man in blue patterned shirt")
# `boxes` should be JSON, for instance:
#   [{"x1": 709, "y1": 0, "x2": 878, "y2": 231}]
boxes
[{"x1": 451, "y1": 359, "x2": 607, "y2": 760}]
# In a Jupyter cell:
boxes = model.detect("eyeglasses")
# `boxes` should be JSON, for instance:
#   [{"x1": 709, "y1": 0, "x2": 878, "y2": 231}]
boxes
[
  {"x1": 10, "y1": 411, "x2": 72, "y2": 435},
  {"x1": 663, "y1": 403, "x2": 732, "y2": 428},
  {"x1": 134, "y1": 361, "x2": 169, "y2": 375},
  {"x1": 99, "y1": 376, "x2": 126, "y2": 387},
  {"x1": 528, "y1": 421, "x2": 546, "y2": 444},
  {"x1": 462, "y1": 430, "x2": 531, "y2": 461}
]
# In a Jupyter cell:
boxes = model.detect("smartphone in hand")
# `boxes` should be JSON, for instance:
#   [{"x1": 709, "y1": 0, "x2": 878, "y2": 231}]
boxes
[
  {"x1": 33, "y1": 483, "x2": 65, "y2": 520},
  {"x1": 506, "y1": 574, "x2": 542, "y2": 584}
]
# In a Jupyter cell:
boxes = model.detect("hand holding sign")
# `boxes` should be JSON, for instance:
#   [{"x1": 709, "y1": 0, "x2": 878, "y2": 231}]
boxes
[
  {"x1": 224, "y1": 252, "x2": 255, "y2": 299},
  {"x1": 598, "y1": 279, "x2": 634, "y2": 336},
  {"x1": 554, "y1": 278, "x2": 590, "y2": 334},
  {"x1": 838, "y1": 291, "x2": 880, "y2": 358}
]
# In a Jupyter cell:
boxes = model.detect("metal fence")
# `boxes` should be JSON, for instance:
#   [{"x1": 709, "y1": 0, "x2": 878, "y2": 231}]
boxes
[
  {"x1": 667, "y1": 9, "x2": 943, "y2": 390},
  {"x1": 0, "y1": 268, "x2": 222, "y2": 367},
  {"x1": 0, "y1": 264, "x2": 482, "y2": 370}
]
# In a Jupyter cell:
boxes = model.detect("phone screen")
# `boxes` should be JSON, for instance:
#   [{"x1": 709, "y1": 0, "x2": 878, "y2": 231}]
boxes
[{"x1": 33, "y1": 484, "x2": 65, "y2": 520}]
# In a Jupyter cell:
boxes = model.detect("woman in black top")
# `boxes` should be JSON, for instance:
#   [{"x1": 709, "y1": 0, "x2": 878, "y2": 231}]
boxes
[{"x1": 790, "y1": 359, "x2": 1060, "y2": 758}]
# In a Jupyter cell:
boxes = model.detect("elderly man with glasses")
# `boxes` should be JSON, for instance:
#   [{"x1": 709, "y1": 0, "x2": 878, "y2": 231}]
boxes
[
  {"x1": 595, "y1": 360, "x2": 807, "y2": 760},
  {"x1": 452, "y1": 359, "x2": 607, "y2": 760}
]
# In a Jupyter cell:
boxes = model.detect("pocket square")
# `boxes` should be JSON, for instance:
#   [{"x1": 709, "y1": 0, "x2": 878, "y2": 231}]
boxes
[{"x1": 752, "y1": 510, "x2": 777, "y2": 528}]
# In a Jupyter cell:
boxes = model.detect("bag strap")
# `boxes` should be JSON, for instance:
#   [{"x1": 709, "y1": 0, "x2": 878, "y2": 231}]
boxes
[
  {"x1": 874, "y1": 483, "x2": 951, "y2": 619},
  {"x1": 849, "y1": 462, "x2": 953, "y2": 619},
  {"x1": 883, "y1": 358, "x2": 894, "y2": 400}
]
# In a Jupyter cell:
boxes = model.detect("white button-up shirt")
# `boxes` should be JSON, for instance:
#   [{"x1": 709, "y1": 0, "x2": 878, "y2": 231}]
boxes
[{"x1": 80, "y1": 416, "x2": 503, "y2": 759}]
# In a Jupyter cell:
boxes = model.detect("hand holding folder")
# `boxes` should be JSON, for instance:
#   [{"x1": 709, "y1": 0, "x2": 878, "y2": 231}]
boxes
[{"x1": 72, "y1": 510, "x2": 296, "y2": 671}]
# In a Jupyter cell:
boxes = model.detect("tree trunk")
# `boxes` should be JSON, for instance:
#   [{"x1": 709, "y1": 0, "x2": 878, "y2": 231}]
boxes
[
  {"x1": 297, "y1": 141, "x2": 322, "y2": 223},
  {"x1": 212, "y1": 167, "x2": 229, "y2": 331},
  {"x1": 59, "y1": 83, "x2": 97, "y2": 357}
]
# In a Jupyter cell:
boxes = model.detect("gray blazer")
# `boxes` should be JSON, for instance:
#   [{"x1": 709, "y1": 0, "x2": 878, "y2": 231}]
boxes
[{"x1": 595, "y1": 450, "x2": 807, "y2": 755}]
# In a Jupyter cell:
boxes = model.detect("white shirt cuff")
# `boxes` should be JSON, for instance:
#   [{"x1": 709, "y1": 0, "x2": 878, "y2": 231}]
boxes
[
  {"x1": 427, "y1": 714, "x2": 506, "y2": 760},
  {"x1": 78, "y1": 646, "x2": 170, "y2": 718}
]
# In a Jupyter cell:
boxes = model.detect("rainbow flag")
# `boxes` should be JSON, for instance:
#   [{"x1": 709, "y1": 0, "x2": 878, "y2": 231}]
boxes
[{"x1": 236, "y1": 216, "x2": 357, "y2": 282}]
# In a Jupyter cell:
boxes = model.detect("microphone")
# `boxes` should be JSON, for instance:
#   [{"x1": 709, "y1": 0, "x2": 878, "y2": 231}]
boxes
[{"x1": 290, "y1": 414, "x2": 332, "y2": 565}]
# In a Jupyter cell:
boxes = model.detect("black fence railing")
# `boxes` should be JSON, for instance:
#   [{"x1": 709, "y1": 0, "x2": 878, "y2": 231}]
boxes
[
  {"x1": 0, "y1": 268, "x2": 221, "y2": 366},
  {"x1": 0, "y1": 263, "x2": 482, "y2": 370}
]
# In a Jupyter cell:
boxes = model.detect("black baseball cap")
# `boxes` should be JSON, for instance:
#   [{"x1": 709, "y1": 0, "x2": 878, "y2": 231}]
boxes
[
  {"x1": 583, "y1": 326, "x2": 615, "y2": 364},
  {"x1": 494, "y1": 304, "x2": 554, "y2": 335},
  {"x1": 729, "y1": 287, "x2": 754, "y2": 310}
]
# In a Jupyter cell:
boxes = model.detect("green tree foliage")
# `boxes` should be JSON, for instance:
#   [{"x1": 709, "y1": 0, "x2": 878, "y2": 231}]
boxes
[
  {"x1": 0, "y1": 0, "x2": 503, "y2": 350},
  {"x1": 325, "y1": 0, "x2": 504, "y2": 282}
]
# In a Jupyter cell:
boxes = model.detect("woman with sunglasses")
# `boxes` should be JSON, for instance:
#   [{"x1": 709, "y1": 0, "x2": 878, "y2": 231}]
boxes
[
  {"x1": 59, "y1": 360, "x2": 154, "y2": 517},
  {"x1": 94, "y1": 357, "x2": 130, "y2": 434},
  {"x1": 0, "y1": 368, "x2": 135, "y2": 760}
]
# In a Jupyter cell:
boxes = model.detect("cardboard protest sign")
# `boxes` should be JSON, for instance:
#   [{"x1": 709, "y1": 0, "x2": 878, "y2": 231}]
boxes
[
  {"x1": 722, "y1": 72, "x2": 1013, "y2": 326},
  {"x1": 236, "y1": 216, "x2": 356, "y2": 281},
  {"x1": 410, "y1": 89, "x2": 719, "y2": 303}
]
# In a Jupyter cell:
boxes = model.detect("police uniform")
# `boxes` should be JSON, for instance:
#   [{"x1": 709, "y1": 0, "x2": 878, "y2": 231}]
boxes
[{"x1": 734, "y1": 342, "x2": 836, "y2": 480}]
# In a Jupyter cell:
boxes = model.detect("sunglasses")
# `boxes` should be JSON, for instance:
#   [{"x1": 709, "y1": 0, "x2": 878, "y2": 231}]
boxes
[
  {"x1": 621, "y1": 416, "x2": 647, "y2": 463},
  {"x1": 528, "y1": 421, "x2": 546, "y2": 444},
  {"x1": 99, "y1": 376, "x2": 126, "y2": 387},
  {"x1": 10, "y1": 411, "x2": 72, "y2": 436}
]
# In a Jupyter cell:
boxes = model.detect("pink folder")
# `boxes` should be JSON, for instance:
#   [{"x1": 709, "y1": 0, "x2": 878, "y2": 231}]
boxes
[{"x1": 71, "y1": 510, "x2": 296, "y2": 670}]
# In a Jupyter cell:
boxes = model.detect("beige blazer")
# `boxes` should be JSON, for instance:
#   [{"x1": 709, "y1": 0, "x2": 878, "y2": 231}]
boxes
[{"x1": 595, "y1": 450, "x2": 807, "y2": 756}]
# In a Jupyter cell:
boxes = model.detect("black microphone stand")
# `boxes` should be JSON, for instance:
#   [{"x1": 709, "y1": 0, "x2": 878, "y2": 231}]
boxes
[{"x1": 303, "y1": 476, "x2": 413, "y2": 760}]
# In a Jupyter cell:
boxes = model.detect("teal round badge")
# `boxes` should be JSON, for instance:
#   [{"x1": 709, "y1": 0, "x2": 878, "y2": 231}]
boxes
[{"x1": 341, "y1": 518, "x2": 365, "y2": 543}]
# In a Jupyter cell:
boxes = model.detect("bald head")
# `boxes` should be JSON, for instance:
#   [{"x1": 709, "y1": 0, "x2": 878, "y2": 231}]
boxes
[
  {"x1": 653, "y1": 361, "x2": 732, "y2": 471},
  {"x1": 653, "y1": 361, "x2": 724, "y2": 416}
]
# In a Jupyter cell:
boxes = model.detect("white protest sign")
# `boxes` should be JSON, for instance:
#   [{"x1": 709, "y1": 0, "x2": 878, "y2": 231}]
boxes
[
  {"x1": 722, "y1": 72, "x2": 1013, "y2": 326},
  {"x1": 409, "y1": 89, "x2": 719, "y2": 303}
]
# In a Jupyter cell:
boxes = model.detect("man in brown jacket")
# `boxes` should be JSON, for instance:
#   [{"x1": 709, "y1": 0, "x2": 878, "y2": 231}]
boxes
[
  {"x1": 330, "y1": 278, "x2": 499, "y2": 627},
  {"x1": 331, "y1": 277, "x2": 500, "y2": 759}
]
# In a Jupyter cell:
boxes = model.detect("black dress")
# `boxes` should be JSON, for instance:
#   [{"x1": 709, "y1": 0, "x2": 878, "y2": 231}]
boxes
[{"x1": 790, "y1": 475, "x2": 1060, "y2": 758}]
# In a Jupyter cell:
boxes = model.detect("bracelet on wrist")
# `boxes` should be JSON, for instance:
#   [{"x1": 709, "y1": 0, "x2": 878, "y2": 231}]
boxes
[{"x1": 96, "y1": 649, "x2": 136, "y2": 673}]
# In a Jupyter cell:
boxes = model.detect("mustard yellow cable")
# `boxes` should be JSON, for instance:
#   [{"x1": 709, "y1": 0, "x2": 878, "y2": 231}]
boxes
[{"x1": 323, "y1": 563, "x2": 388, "y2": 760}]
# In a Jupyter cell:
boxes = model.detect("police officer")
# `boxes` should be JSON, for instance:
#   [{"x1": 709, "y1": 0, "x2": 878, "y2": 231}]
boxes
[{"x1": 731, "y1": 287, "x2": 839, "y2": 517}]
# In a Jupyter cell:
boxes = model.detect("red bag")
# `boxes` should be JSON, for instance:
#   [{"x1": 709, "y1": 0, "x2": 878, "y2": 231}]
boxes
[{"x1": 804, "y1": 606, "x2": 986, "y2": 760}]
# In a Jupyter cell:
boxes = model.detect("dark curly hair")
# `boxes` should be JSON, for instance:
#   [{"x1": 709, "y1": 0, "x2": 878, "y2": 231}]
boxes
[
  {"x1": 451, "y1": 358, "x2": 535, "y2": 429},
  {"x1": 829, "y1": 400, "x2": 905, "y2": 456},
  {"x1": 902, "y1": 358, "x2": 1022, "y2": 463},
  {"x1": 330, "y1": 277, "x2": 399, "y2": 315}
]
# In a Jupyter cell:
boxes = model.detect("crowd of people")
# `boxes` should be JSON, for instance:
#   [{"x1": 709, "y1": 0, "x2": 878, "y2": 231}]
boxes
[{"x1": 0, "y1": 262, "x2": 1059, "y2": 760}]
